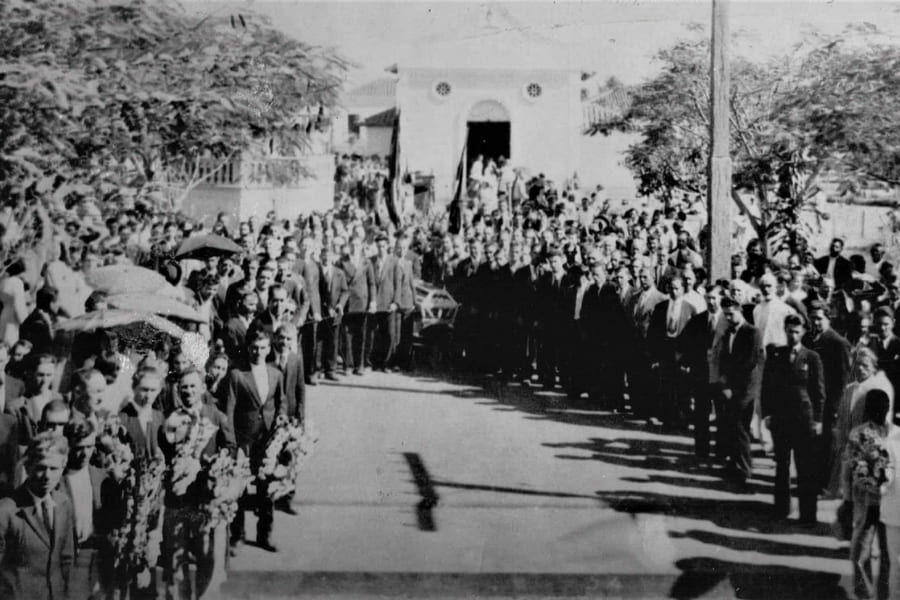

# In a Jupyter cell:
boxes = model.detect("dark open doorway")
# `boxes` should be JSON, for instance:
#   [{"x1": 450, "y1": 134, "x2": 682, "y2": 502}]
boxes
[{"x1": 466, "y1": 121, "x2": 510, "y2": 171}]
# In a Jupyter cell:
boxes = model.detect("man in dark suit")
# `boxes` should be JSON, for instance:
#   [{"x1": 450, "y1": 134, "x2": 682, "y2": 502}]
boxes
[
  {"x1": 268, "y1": 323, "x2": 304, "y2": 516},
  {"x1": 578, "y1": 260, "x2": 626, "y2": 408},
  {"x1": 296, "y1": 238, "x2": 322, "y2": 385},
  {"x1": 717, "y1": 296, "x2": 765, "y2": 483},
  {"x1": 814, "y1": 237, "x2": 854, "y2": 290},
  {"x1": 682, "y1": 285, "x2": 729, "y2": 459},
  {"x1": 0, "y1": 432, "x2": 75, "y2": 600},
  {"x1": 159, "y1": 367, "x2": 234, "y2": 600},
  {"x1": 512, "y1": 248, "x2": 542, "y2": 381},
  {"x1": 120, "y1": 366, "x2": 165, "y2": 461},
  {"x1": 319, "y1": 245, "x2": 349, "y2": 380},
  {"x1": 538, "y1": 249, "x2": 575, "y2": 390},
  {"x1": 222, "y1": 289, "x2": 259, "y2": 367},
  {"x1": 871, "y1": 305, "x2": 900, "y2": 397},
  {"x1": 19, "y1": 286, "x2": 58, "y2": 357},
  {"x1": 340, "y1": 241, "x2": 376, "y2": 375},
  {"x1": 270, "y1": 324, "x2": 305, "y2": 424},
  {"x1": 220, "y1": 329, "x2": 284, "y2": 552},
  {"x1": 762, "y1": 313, "x2": 826, "y2": 523},
  {"x1": 365, "y1": 234, "x2": 401, "y2": 371},
  {"x1": 647, "y1": 276, "x2": 696, "y2": 428},
  {"x1": 248, "y1": 284, "x2": 292, "y2": 341},
  {"x1": 0, "y1": 342, "x2": 25, "y2": 413},
  {"x1": 62, "y1": 415, "x2": 111, "y2": 599},
  {"x1": 390, "y1": 236, "x2": 418, "y2": 372},
  {"x1": 806, "y1": 300, "x2": 851, "y2": 490}
]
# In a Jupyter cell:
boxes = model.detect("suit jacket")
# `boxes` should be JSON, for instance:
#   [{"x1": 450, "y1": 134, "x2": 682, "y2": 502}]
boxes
[
  {"x1": 395, "y1": 257, "x2": 417, "y2": 311},
  {"x1": 762, "y1": 345, "x2": 826, "y2": 430},
  {"x1": 648, "y1": 298, "x2": 695, "y2": 357},
  {"x1": 814, "y1": 254, "x2": 854, "y2": 290},
  {"x1": 807, "y1": 327, "x2": 851, "y2": 428},
  {"x1": 370, "y1": 255, "x2": 401, "y2": 312},
  {"x1": 871, "y1": 334, "x2": 900, "y2": 390},
  {"x1": 683, "y1": 309, "x2": 729, "y2": 383},
  {"x1": 61, "y1": 465, "x2": 107, "y2": 539},
  {"x1": 0, "y1": 485, "x2": 75, "y2": 600},
  {"x1": 222, "y1": 315, "x2": 252, "y2": 366},
  {"x1": 538, "y1": 272, "x2": 576, "y2": 329},
  {"x1": 512, "y1": 264, "x2": 541, "y2": 324},
  {"x1": 628, "y1": 287, "x2": 667, "y2": 340},
  {"x1": 718, "y1": 321, "x2": 765, "y2": 405},
  {"x1": 5, "y1": 393, "x2": 64, "y2": 451},
  {"x1": 296, "y1": 259, "x2": 322, "y2": 324},
  {"x1": 341, "y1": 258, "x2": 376, "y2": 314},
  {"x1": 269, "y1": 352, "x2": 305, "y2": 423},
  {"x1": 118, "y1": 403, "x2": 164, "y2": 461},
  {"x1": 219, "y1": 365, "x2": 285, "y2": 452},
  {"x1": 0, "y1": 414, "x2": 17, "y2": 497},
  {"x1": 319, "y1": 265, "x2": 350, "y2": 319},
  {"x1": 19, "y1": 310, "x2": 54, "y2": 356},
  {"x1": 580, "y1": 282, "x2": 626, "y2": 354}
]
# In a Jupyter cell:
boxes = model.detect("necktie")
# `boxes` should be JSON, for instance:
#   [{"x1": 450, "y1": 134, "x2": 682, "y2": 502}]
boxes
[
  {"x1": 41, "y1": 499, "x2": 53, "y2": 535},
  {"x1": 708, "y1": 314, "x2": 715, "y2": 336},
  {"x1": 790, "y1": 348, "x2": 798, "y2": 364}
]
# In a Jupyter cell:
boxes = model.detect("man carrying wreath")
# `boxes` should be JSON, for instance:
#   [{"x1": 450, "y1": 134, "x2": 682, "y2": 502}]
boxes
[
  {"x1": 158, "y1": 367, "x2": 234, "y2": 600},
  {"x1": 220, "y1": 328, "x2": 285, "y2": 554}
]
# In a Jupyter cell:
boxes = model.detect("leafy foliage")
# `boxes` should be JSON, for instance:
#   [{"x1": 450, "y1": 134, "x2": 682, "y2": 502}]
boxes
[
  {"x1": 613, "y1": 28, "x2": 900, "y2": 256},
  {"x1": 0, "y1": 0, "x2": 349, "y2": 209}
]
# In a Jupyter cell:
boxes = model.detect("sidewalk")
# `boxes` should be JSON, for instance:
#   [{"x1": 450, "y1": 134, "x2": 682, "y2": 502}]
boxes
[{"x1": 221, "y1": 371, "x2": 850, "y2": 599}]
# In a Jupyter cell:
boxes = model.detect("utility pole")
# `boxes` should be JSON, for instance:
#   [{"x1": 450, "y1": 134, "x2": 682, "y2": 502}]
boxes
[{"x1": 708, "y1": 0, "x2": 731, "y2": 281}]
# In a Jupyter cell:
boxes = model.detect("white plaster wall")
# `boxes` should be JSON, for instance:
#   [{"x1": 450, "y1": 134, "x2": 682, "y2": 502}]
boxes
[
  {"x1": 358, "y1": 126, "x2": 394, "y2": 158},
  {"x1": 399, "y1": 67, "x2": 581, "y2": 206},
  {"x1": 183, "y1": 156, "x2": 335, "y2": 223}
]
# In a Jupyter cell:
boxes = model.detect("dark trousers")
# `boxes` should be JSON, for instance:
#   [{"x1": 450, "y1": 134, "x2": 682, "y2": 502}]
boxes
[
  {"x1": 539, "y1": 323, "x2": 567, "y2": 387},
  {"x1": 365, "y1": 311, "x2": 394, "y2": 369},
  {"x1": 723, "y1": 396, "x2": 755, "y2": 478},
  {"x1": 300, "y1": 321, "x2": 318, "y2": 381},
  {"x1": 693, "y1": 380, "x2": 713, "y2": 458},
  {"x1": 628, "y1": 342, "x2": 654, "y2": 418},
  {"x1": 390, "y1": 308, "x2": 416, "y2": 370},
  {"x1": 773, "y1": 424, "x2": 818, "y2": 521},
  {"x1": 320, "y1": 317, "x2": 341, "y2": 375},
  {"x1": 231, "y1": 479, "x2": 273, "y2": 544},
  {"x1": 342, "y1": 312, "x2": 367, "y2": 371}
]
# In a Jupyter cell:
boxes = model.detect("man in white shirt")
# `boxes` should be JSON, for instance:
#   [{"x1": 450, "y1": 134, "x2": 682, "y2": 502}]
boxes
[
  {"x1": 753, "y1": 273, "x2": 796, "y2": 350},
  {"x1": 62, "y1": 416, "x2": 108, "y2": 598}
]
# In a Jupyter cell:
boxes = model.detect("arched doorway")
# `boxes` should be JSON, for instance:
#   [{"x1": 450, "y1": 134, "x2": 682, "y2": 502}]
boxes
[{"x1": 466, "y1": 100, "x2": 510, "y2": 173}]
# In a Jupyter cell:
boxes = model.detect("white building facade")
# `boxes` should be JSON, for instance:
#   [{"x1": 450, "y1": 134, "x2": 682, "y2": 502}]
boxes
[{"x1": 394, "y1": 23, "x2": 584, "y2": 203}]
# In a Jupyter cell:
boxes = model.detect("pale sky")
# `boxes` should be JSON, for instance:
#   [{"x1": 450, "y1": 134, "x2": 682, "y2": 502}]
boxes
[{"x1": 186, "y1": 1, "x2": 900, "y2": 87}]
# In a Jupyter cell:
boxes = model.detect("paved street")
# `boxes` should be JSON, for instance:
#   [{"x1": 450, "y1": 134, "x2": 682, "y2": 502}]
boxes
[{"x1": 222, "y1": 371, "x2": 851, "y2": 599}]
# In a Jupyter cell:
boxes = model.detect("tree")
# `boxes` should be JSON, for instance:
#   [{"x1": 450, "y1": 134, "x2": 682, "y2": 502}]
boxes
[
  {"x1": 611, "y1": 26, "x2": 900, "y2": 257},
  {"x1": 1, "y1": 0, "x2": 349, "y2": 208}
]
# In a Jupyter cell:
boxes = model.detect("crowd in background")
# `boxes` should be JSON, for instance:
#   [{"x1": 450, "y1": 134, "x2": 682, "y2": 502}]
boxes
[{"x1": 1, "y1": 167, "x2": 900, "y2": 597}]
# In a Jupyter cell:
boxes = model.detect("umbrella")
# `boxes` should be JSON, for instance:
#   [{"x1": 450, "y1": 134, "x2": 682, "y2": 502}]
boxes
[
  {"x1": 85, "y1": 265, "x2": 181, "y2": 297},
  {"x1": 106, "y1": 293, "x2": 205, "y2": 323},
  {"x1": 174, "y1": 234, "x2": 242, "y2": 260},
  {"x1": 57, "y1": 309, "x2": 185, "y2": 339}
]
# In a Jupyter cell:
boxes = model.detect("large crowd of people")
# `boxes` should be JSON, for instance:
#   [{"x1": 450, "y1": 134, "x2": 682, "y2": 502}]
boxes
[{"x1": 0, "y1": 166, "x2": 900, "y2": 598}]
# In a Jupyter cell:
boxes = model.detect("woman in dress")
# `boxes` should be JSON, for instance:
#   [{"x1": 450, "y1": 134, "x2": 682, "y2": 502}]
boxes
[
  {"x1": 0, "y1": 259, "x2": 30, "y2": 346},
  {"x1": 829, "y1": 347, "x2": 895, "y2": 496}
]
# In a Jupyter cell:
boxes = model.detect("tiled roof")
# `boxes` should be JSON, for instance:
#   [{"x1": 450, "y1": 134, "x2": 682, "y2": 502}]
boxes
[
  {"x1": 362, "y1": 107, "x2": 398, "y2": 127},
  {"x1": 346, "y1": 78, "x2": 397, "y2": 99}
]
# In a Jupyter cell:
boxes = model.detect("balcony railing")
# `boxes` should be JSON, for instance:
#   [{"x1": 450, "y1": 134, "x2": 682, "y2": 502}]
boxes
[{"x1": 196, "y1": 154, "x2": 335, "y2": 189}]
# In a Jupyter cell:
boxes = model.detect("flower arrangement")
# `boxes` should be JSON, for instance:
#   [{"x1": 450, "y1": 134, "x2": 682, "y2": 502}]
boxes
[
  {"x1": 258, "y1": 416, "x2": 319, "y2": 501},
  {"x1": 109, "y1": 457, "x2": 166, "y2": 591},
  {"x1": 202, "y1": 448, "x2": 251, "y2": 532},
  {"x1": 847, "y1": 424, "x2": 893, "y2": 502},
  {"x1": 165, "y1": 412, "x2": 218, "y2": 496},
  {"x1": 95, "y1": 414, "x2": 134, "y2": 481}
]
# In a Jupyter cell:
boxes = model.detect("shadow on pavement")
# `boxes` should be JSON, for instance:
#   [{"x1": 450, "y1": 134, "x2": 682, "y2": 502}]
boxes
[{"x1": 670, "y1": 557, "x2": 848, "y2": 600}]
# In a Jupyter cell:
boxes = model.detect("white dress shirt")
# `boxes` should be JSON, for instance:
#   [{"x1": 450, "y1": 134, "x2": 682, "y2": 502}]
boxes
[
  {"x1": 753, "y1": 297, "x2": 795, "y2": 348},
  {"x1": 250, "y1": 363, "x2": 269, "y2": 401},
  {"x1": 66, "y1": 467, "x2": 93, "y2": 543}
]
